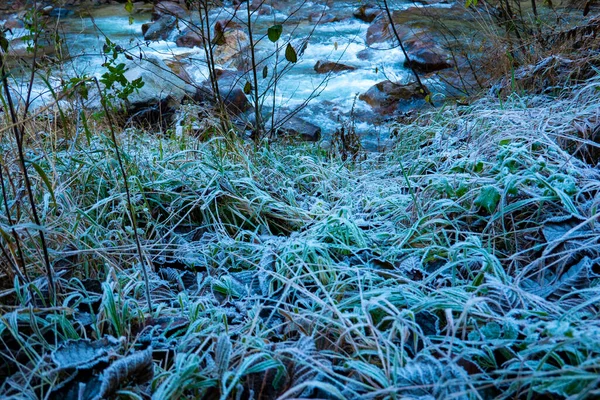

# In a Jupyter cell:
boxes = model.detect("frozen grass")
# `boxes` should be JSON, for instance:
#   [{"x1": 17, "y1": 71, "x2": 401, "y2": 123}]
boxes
[{"x1": 1, "y1": 75, "x2": 600, "y2": 399}]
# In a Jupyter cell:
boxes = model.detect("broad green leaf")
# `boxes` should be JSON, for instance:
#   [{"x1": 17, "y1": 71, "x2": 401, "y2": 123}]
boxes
[
  {"x1": 267, "y1": 25, "x2": 283, "y2": 42},
  {"x1": 285, "y1": 43, "x2": 297, "y2": 63},
  {"x1": 481, "y1": 322, "x2": 502, "y2": 340},
  {"x1": 125, "y1": 0, "x2": 134, "y2": 13},
  {"x1": 243, "y1": 81, "x2": 252, "y2": 94},
  {"x1": 474, "y1": 185, "x2": 500, "y2": 213}
]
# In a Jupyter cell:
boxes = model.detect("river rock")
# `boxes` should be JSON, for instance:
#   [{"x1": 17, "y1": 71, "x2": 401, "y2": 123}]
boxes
[
  {"x1": 175, "y1": 29, "x2": 203, "y2": 48},
  {"x1": 218, "y1": 71, "x2": 252, "y2": 114},
  {"x1": 366, "y1": 14, "x2": 410, "y2": 46},
  {"x1": 153, "y1": 1, "x2": 189, "y2": 20},
  {"x1": 223, "y1": 87, "x2": 252, "y2": 114},
  {"x1": 38, "y1": 6, "x2": 73, "y2": 18},
  {"x1": 143, "y1": 15, "x2": 177, "y2": 41},
  {"x1": 212, "y1": 19, "x2": 244, "y2": 44},
  {"x1": 258, "y1": 5, "x2": 275, "y2": 15},
  {"x1": 6, "y1": 37, "x2": 56, "y2": 59},
  {"x1": 274, "y1": 116, "x2": 321, "y2": 142},
  {"x1": 405, "y1": 38, "x2": 452, "y2": 72},
  {"x1": 196, "y1": 70, "x2": 252, "y2": 115},
  {"x1": 365, "y1": 4, "x2": 474, "y2": 47},
  {"x1": 314, "y1": 60, "x2": 356, "y2": 74},
  {"x1": 309, "y1": 12, "x2": 339, "y2": 23},
  {"x1": 2, "y1": 17, "x2": 24, "y2": 29},
  {"x1": 0, "y1": 1, "x2": 21, "y2": 14},
  {"x1": 250, "y1": 0, "x2": 275, "y2": 15},
  {"x1": 359, "y1": 80, "x2": 425, "y2": 114},
  {"x1": 165, "y1": 59, "x2": 193, "y2": 84},
  {"x1": 48, "y1": 8, "x2": 73, "y2": 18},
  {"x1": 356, "y1": 49, "x2": 373, "y2": 60},
  {"x1": 121, "y1": 55, "x2": 195, "y2": 116},
  {"x1": 213, "y1": 29, "x2": 249, "y2": 68},
  {"x1": 353, "y1": 4, "x2": 382, "y2": 23}
]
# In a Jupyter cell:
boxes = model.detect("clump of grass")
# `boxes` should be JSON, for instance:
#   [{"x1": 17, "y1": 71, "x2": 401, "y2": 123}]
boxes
[{"x1": 1, "y1": 73, "x2": 600, "y2": 398}]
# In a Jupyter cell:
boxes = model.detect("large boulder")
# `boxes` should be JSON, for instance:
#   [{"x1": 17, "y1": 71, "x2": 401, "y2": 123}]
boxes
[
  {"x1": 197, "y1": 70, "x2": 252, "y2": 115},
  {"x1": 365, "y1": 4, "x2": 475, "y2": 47},
  {"x1": 164, "y1": 59, "x2": 193, "y2": 84},
  {"x1": 143, "y1": 15, "x2": 177, "y2": 41},
  {"x1": 5, "y1": 36, "x2": 57, "y2": 59},
  {"x1": 359, "y1": 80, "x2": 426, "y2": 114},
  {"x1": 274, "y1": 116, "x2": 322, "y2": 142},
  {"x1": 356, "y1": 49, "x2": 373, "y2": 60},
  {"x1": 212, "y1": 19, "x2": 244, "y2": 45},
  {"x1": 222, "y1": 87, "x2": 252, "y2": 115},
  {"x1": 366, "y1": 14, "x2": 410, "y2": 46},
  {"x1": 250, "y1": 0, "x2": 275, "y2": 15},
  {"x1": 405, "y1": 38, "x2": 452, "y2": 72},
  {"x1": 175, "y1": 29, "x2": 203, "y2": 48},
  {"x1": 2, "y1": 17, "x2": 24, "y2": 29},
  {"x1": 213, "y1": 29, "x2": 249, "y2": 68},
  {"x1": 120, "y1": 55, "x2": 196, "y2": 123},
  {"x1": 153, "y1": 1, "x2": 189, "y2": 20},
  {"x1": 314, "y1": 60, "x2": 356, "y2": 74},
  {"x1": 353, "y1": 4, "x2": 382, "y2": 23}
]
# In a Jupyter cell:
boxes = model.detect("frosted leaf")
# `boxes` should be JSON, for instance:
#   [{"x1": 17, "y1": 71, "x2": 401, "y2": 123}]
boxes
[
  {"x1": 259, "y1": 247, "x2": 276, "y2": 297},
  {"x1": 94, "y1": 347, "x2": 154, "y2": 400},
  {"x1": 52, "y1": 336, "x2": 122, "y2": 370}
]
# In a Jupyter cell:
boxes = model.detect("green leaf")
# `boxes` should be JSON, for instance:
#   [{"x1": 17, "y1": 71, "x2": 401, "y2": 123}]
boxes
[
  {"x1": 262, "y1": 65, "x2": 268, "y2": 79},
  {"x1": 481, "y1": 322, "x2": 502, "y2": 340},
  {"x1": 0, "y1": 34, "x2": 8, "y2": 53},
  {"x1": 244, "y1": 359, "x2": 280, "y2": 375},
  {"x1": 474, "y1": 185, "x2": 501, "y2": 213},
  {"x1": 125, "y1": 0, "x2": 134, "y2": 13},
  {"x1": 243, "y1": 81, "x2": 252, "y2": 95},
  {"x1": 81, "y1": 110, "x2": 93, "y2": 144},
  {"x1": 473, "y1": 160, "x2": 484, "y2": 173},
  {"x1": 285, "y1": 43, "x2": 297, "y2": 63},
  {"x1": 28, "y1": 161, "x2": 57, "y2": 208},
  {"x1": 267, "y1": 25, "x2": 283, "y2": 42}
]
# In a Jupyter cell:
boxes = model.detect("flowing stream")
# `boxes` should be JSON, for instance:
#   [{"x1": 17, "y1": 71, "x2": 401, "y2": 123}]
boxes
[{"x1": 5, "y1": 1, "x2": 448, "y2": 148}]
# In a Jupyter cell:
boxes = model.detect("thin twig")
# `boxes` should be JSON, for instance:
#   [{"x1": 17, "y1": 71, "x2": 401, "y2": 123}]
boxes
[{"x1": 93, "y1": 78, "x2": 153, "y2": 312}]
